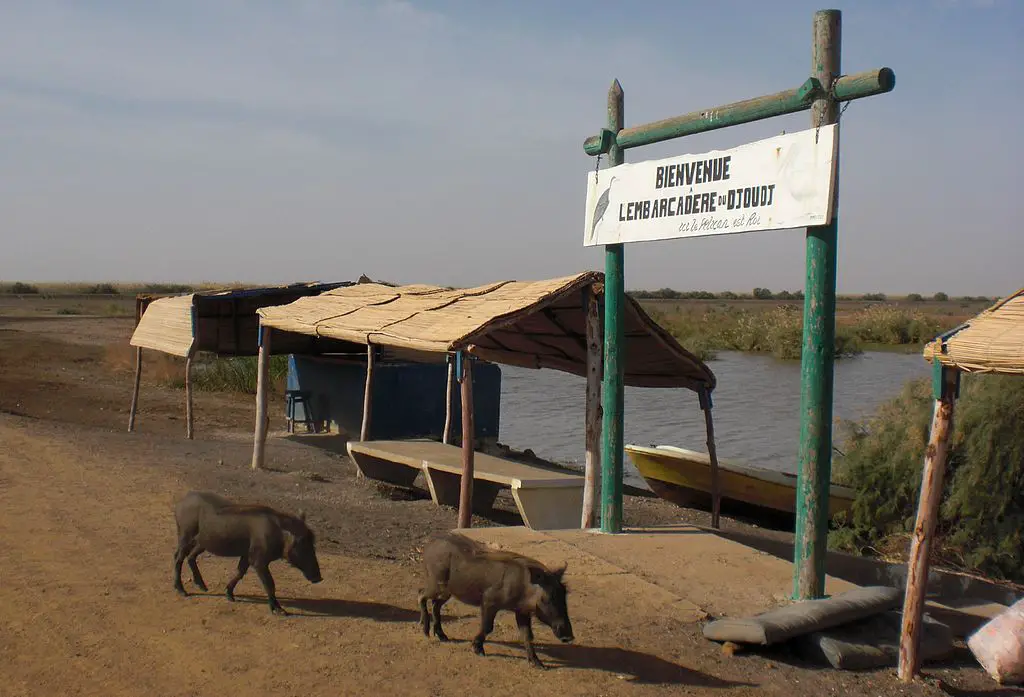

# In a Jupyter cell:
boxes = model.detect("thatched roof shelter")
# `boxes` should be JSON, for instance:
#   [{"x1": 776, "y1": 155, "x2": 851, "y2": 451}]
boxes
[
  {"x1": 922, "y1": 287, "x2": 1024, "y2": 375},
  {"x1": 900, "y1": 285, "x2": 1024, "y2": 680},
  {"x1": 256, "y1": 271, "x2": 715, "y2": 391},
  {"x1": 249, "y1": 270, "x2": 723, "y2": 532},
  {"x1": 126, "y1": 281, "x2": 355, "y2": 439}
]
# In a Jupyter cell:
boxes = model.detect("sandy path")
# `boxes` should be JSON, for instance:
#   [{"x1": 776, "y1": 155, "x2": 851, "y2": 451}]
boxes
[{"x1": 0, "y1": 417, "x2": 751, "y2": 697}]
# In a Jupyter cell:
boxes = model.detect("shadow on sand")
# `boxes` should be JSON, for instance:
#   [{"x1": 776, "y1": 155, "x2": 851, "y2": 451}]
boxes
[
  {"x1": 470, "y1": 639, "x2": 756, "y2": 688},
  {"x1": 191, "y1": 592, "x2": 420, "y2": 621}
]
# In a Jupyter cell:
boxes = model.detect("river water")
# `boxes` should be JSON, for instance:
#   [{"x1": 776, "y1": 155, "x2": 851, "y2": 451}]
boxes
[{"x1": 497, "y1": 350, "x2": 931, "y2": 489}]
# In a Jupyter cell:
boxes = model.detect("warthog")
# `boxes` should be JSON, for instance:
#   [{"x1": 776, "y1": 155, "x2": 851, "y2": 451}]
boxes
[
  {"x1": 172, "y1": 490, "x2": 322, "y2": 615},
  {"x1": 417, "y1": 532, "x2": 574, "y2": 668}
]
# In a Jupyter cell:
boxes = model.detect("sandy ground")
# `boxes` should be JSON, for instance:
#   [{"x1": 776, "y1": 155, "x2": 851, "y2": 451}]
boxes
[{"x1": 0, "y1": 311, "x2": 1013, "y2": 696}]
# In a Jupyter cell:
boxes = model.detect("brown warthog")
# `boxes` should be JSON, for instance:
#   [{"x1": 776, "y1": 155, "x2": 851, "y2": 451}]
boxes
[
  {"x1": 172, "y1": 490, "x2": 322, "y2": 615},
  {"x1": 417, "y1": 532, "x2": 574, "y2": 668}
]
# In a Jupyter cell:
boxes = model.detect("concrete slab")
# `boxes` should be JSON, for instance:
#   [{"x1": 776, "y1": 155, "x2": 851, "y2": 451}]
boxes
[{"x1": 461, "y1": 524, "x2": 863, "y2": 622}]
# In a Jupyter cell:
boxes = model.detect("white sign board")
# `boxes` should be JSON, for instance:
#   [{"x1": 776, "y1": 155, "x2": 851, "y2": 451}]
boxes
[{"x1": 583, "y1": 124, "x2": 838, "y2": 247}]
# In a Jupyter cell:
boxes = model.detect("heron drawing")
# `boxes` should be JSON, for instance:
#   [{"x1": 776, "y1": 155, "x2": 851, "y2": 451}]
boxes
[{"x1": 588, "y1": 175, "x2": 617, "y2": 244}]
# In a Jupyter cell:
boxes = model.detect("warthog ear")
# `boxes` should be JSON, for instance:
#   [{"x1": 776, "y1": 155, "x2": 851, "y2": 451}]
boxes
[
  {"x1": 297, "y1": 510, "x2": 307, "y2": 523},
  {"x1": 282, "y1": 528, "x2": 296, "y2": 557},
  {"x1": 553, "y1": 563, "x2": 567, "y2": 581}
]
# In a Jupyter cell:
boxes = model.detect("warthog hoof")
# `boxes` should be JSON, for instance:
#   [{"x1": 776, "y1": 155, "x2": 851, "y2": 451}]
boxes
[
  {"x1": 471, "y1": 640, "x2": 485, "y2": 656},
  {"x1": 225, "y1": 590, "x2": 236, "y2": 602},
  {"x1": 194, "y1": 581, "x2": 209, "y2": 593},
  {"x1": 434, "y1": 629, "x2": 449, "y2": 642},
  {"x1": 174, "y1": 584, "x2": 188, "y2": 597},
  {"x1": 528, "y1": 656, "x2": 548, "y2": 670},
  {"x1": 271, "y1": 605, "x2": 289, "y2": 616}
]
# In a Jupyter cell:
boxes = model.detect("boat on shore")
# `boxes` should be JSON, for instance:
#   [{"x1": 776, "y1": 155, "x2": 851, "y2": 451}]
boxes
[{"x1": 625, "y1": 444, "x2": 856, "y2": 529}]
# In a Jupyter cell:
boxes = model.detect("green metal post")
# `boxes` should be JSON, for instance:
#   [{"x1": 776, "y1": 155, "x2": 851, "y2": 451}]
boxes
[
  {"x1": 793, "y1": 8, "x2": 842, "y2": 601},
  {"x1": 601, "y1": 79, "x2": 625, "y2": 533}
]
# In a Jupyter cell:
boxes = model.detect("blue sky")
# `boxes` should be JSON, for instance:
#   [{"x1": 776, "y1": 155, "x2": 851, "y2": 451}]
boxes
[{"x1": 1, "y1": 0, "x2": 1021, "y2": 295}]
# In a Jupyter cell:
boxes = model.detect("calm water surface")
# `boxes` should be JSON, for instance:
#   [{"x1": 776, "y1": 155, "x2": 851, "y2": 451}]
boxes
[{"x1": 497, "y1": 350, "x2": 930, "y2": 488}]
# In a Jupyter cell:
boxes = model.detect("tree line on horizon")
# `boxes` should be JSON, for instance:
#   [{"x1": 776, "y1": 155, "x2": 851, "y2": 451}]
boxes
[{"x1": 626, "y1": 287, "x2": 997, "y2": 303}]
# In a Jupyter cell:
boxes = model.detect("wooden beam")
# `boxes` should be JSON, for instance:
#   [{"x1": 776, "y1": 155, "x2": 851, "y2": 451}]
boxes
[
  {"x1": 127, "y1": 296, "x2": 149, "y2": 433},
  {"x1": 582, "y1": 285, "x2": 603, "y2": 528},
  {"x1": 250, "y1": 325, "x2": 272, "y2": 471},
  {"x1": 127, "y1": 348, "x2": 142, "y2": 432},
  {"x1": 898, "y1": 365, "x2": 959, "y2": 682},
  {"x1": 360, "y1": 344, "x2": 375, "y2": 442},
  {"x1": 700, "y1": 388, "x2": 721, "y2": 529},
  {"x1": 442, "y1": 356, "x2": 454, "y2": 444},
  {"x1": 457, "y1": 354, "x2": 475, "y2": 529},
  {"x1": 185, "y1": 352, "x2": 195, "y2": 440}
]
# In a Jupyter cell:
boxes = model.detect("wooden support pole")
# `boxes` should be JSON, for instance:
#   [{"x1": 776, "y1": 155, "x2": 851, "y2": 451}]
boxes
[
  {"x1": 360, "y1": 344, "x2": 375, "y2": 442},
  {"x1": 184, "y1": 352, "x2": 195, "y2": 440},
  {"x1": 127, "y1": 296, "x2": 146, "y2": 433},
  {"x1": 793, "y1": 8, "x2": 842, "y2": 601},
  {"x1": 127, "y1": 348, "x2": 142, "y2": 432},
  {"x1": 600, "y1": 79, "x2": 626, "y2": 534},
  {"x1": 442, "y1": 355, "x2": 454, "y2": 445},
  {"x1": 898, "y1": 364, "x2": 959, "y2": 682},
  {"x1": 457, "y1": 353, "x2": 475, "y2": 529},
  {"x1": 250, "y1": 325, "x2": 272, "y2": 471},
  {"x1": 582, "y1": 284, "x2": 603, "y2": 529},
  {"x1": 700, "y1": 388, "x2": 721, "y2": 530}
]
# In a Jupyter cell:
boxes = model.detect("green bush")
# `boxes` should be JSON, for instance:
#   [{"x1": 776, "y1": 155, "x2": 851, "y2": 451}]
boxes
[
  {"x1": 190, "y1": 355, "x2": 290, "y2": 394},
  {"x1": 830, "y1": 373, "x2": 1024, "y2": 582}
]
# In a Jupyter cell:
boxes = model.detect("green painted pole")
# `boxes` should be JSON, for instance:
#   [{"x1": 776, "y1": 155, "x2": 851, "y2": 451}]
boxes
[
  {"x1": 601, "y1": 79, "x2": 625, "y2": 534},
  {"x1": 583, "y1": 68, "x2": 893, "y2": 156},
  {"x1": 793, "y1": 8, "x2": 842, "y2": 601}
]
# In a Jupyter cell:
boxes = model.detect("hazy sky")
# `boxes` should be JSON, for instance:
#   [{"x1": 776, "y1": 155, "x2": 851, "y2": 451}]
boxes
[{"x1": 1, "y1": 0, "x2": 1021, "y2": 295}]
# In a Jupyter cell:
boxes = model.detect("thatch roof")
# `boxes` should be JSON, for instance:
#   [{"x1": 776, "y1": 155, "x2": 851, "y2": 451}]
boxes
[
  {"x1": 129, "y1": 281, "x2": 354, "y2": 357},
  {"x1": 923, "y1": 287, "x2": 1024, "y2": 375},
  {"x1": 257, "y1": 271, "x2": 716, "y2": 391}
]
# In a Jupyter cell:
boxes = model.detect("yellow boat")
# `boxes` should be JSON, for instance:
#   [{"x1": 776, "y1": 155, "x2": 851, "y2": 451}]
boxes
[{"x1": 625, "y1": 444, "x2": 856, "y2": 529}]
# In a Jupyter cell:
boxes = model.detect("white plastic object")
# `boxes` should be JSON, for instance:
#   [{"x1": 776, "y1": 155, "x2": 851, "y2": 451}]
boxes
[{"x1": 968, "y1": 597, "x2": 1024, "y2": 684}]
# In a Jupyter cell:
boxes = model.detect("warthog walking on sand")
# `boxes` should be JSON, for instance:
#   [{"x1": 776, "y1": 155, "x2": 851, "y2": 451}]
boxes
[
  {"x1": 172, "y1": 491, "x2": 322, "y2": 615},
  {"x1": 418, "y1": 532, "x2": 574, "y2": 668}
]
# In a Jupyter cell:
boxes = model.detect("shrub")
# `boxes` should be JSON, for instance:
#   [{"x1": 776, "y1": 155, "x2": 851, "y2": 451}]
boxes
[
  {"x1": 8, "y1": 282, "x2": 39, "y2": 294},
  {"x1": 933, "y1": 292, "x2": 949, "y2": 302},
  {"x1": 752, "y1": 287, "x2": 773, "y2": 300},
  {"x1": 830, "y1": 373, "x2": 1024, "y2": 582},
  {"x1": 906, "y1": 293, "x2": 923, "y2": 302},
  {"x1": 861, "y1": 292, "x2": 887, "y2": 302}
]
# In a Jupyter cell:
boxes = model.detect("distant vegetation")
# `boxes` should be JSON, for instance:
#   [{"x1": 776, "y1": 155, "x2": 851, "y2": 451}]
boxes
[
  {"x1": 624, "y1": 286, "x2": 997, "y2": 361},
  {"x1": 829, "y1": 374, "x2": 1024, "y2": 585}
]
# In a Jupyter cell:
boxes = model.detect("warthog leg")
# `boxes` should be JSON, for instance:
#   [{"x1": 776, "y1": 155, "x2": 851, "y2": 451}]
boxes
[
  {"x1": 254, "y1": 562, "x2": 287, "y2": 616},
  {"x1": 516, "y1": 610, "x2": 544, "y2": 669},
  {"x1": 172, "y1": 538, "x2": 197, "y2": 596},
  {"x1": 186, "y1": 546, "x2": 208, "y2": 592},
  {"x1": 471, "y1": 601, "x2": 499, "y2": 657},
  {"x1": 430, "y1": 597, "x2": 450, "y2": 641},
  {"x1": 225, "y1": 556, "x2": 249, "y2": 602}
]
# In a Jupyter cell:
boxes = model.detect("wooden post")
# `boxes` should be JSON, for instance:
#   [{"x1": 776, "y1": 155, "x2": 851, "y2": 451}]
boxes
[
  {"x1": 250, "y1": 325, "x2": 272, "y2": 471},
  {"x1": 127, "y1": 348, "x2": 142, "y2": 432},
  {"x1": 127, "y1": 296, "x2": 146, "y2": 433},
  {"x1": 600, "y1": 79, "x2": 626, "y2": 534},
  {"x1": 793, "y1": 8, "x2": 842, "y2": 601},
  {"x1": 898, "y1": 364, "x2": 959, "y2": 682},
  {"x1": 185, "y1": 352, "x2": 195, "y2": 440},
  {"x1": 700, "y1": 388, "x2": 721, "y2": 530},
  {"x1": 442, "y1": 355, "x2": 454, "y2": 444},
  {"x1": 360, "y1": 344, "x2": 375, "y2": 442},
  {"x1": 582, "y1": 284, "x2": 603, "y2": 528},
  {"x1": 457, "y1": 353, "x2": 475, "y2": 529}
]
